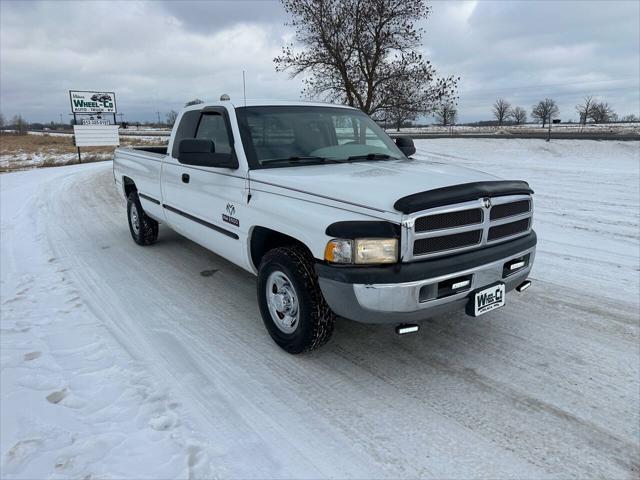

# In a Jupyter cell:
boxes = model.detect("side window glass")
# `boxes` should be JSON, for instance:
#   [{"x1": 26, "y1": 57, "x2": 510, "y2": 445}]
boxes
[
  {"x1": 195, "y1": 113, "x2": 232, "y2": 154},
  {"x1": 171, "y1": 110, "x2": 200, "y2": 158}
]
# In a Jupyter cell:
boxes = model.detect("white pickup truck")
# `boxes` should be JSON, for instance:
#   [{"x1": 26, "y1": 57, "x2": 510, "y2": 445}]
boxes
[{"x1": 114, "y1": 98, "x2": 536, "y2": 353}]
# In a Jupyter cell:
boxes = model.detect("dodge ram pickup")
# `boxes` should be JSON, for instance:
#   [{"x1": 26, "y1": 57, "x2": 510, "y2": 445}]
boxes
[{"x1": 113, "y1": 98, "x2": 536, "y2": 353}]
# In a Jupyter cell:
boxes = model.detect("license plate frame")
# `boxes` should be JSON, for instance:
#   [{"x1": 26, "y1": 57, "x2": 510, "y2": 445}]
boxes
[{"x1": 468, "y1": 282, "x2": 506, "y2": 317}]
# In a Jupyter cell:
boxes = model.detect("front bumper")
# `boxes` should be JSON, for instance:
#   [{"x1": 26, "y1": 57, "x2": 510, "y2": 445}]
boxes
[{"x1": 316, "y1": 231, "x2": 536, "y2": 324}]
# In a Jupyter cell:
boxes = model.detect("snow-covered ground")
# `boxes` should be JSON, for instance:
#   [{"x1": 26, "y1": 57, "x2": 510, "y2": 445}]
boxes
[
  {"x1": 1, "y1": 140, "x2": 639, "y2": 479},
  {"x1": 414, "y1": 139, "x2": 640, "y2": 304},
  {"x1": 393, "y1": 123, "x2": 640, "y2": 135}
]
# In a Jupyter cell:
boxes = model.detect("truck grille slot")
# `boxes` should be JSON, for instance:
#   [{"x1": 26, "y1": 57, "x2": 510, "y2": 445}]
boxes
[
  {"x1": 488, "y1": 218, "x2": 530, "y2": 241},
  {"x1": 413, "y1": 230, "x2": 482, "y2": 255},
  {"x1": 490, "y1": 200, "x2": 531, "y2": 220},
  {"x1": 415, "y1": 208, "x2": 482, "y2": 232}
]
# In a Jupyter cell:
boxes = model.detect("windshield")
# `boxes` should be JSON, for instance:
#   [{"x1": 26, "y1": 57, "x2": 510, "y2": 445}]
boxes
[{"x1": 235, "y1": 106, "x2": 405, "y2": 168}]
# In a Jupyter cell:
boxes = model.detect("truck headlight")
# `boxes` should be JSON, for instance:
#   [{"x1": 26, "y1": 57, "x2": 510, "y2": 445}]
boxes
[{"x1": 324, "y1": 238, "x2": 398, "y2": 264}]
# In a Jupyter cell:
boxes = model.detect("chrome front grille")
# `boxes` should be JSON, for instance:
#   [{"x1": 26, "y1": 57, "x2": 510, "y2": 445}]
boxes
[{"x1": 402, "y1": 194, "x2": 533, "y2": 261}]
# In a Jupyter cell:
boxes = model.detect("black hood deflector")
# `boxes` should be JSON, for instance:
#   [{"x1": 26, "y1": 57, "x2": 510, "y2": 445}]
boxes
[{"x1": 394, "y1": 180, "x2": 534, "y2": 214}]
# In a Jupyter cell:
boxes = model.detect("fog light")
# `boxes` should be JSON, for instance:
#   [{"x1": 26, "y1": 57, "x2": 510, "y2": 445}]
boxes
[
  {"x1": 452, "y1": 279, "x2": 470, "y2": 290},
  {"x1": 510, "y1": 261, "x2": 525, "y2": 271},
  {"x1": 516, "y1": 280, "x2": 532, "y2": 292},
  {"x1": 395, "y1": 324, "x2": 419, "y2": 335}
]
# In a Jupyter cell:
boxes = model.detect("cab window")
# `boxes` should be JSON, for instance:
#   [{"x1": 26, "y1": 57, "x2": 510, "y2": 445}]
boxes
[{"x1": 195, "y1": 113, "x2": 232, "y2": 154}]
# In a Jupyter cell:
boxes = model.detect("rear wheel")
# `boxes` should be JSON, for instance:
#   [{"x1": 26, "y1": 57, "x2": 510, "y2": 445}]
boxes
[
  {"x1": 127, "y1": 192, "x2": 158, "y2": 246},
  {"x1": 257, "y1": 246, "x2": 335, "y2": 354}
]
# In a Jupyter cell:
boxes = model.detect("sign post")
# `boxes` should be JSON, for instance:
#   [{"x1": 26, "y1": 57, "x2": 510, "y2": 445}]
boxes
[
  {"x1": 547, "y1": 118, "x2": 561, "y2": 142},
  {"x1": 69, "y1": 90, "x2": 119, "y2": 163}
]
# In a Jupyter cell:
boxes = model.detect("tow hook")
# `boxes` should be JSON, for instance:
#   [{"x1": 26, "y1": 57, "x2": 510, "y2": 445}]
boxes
[
  {"x1": 516, "y1": 280, "x2": 532, "y2": 292},
  {"x1": 395, "y1": 324, "x2": 420, "y2": 335}
]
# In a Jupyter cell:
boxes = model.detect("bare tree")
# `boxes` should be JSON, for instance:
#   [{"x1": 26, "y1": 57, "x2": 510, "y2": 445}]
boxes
[
  {"x1": 510, "y1": 106, "x2": 527, "y2": 125},
  {"x1": 11, "y1": 115, "x2": 28, "y2": 135},
  {"x1": 589, "y1": 102, "x2": 616, "y2": 124},
  {"x1": 386, "y1": 105, "x2": 413, "y2": 132},
  {"x1": 166, "y1": 110, "x2": 178, "y2": 126},
  {"x1": 434, "y1": 99, "x2": 457, "y2": 126},
  {"x1": 621, "y1": 114, "x2": 639, "y2": 122},
  {"x1": 575, "y1": 96, "x2": 595, "y2": 125},
  {"x1": 531, "y1": 98, "x2": 559, "y2": 127},
  {"x1": 491, "y1": 98, "x2": 511, "y2": 125},
  {"x1": 274, "y1": 0, "x2": 458, "y2": 120},
  {"x1": 185, "y1": 99, "x2": 204, "y2": 107},
  {"x1": 0, "y1": 112, "x2": 5, "y2": 131}
]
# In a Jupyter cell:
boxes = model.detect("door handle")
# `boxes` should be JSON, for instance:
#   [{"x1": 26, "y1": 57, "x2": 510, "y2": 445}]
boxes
[{"x1": 182, "y1": 173, "x2": 190, "y2": 184}]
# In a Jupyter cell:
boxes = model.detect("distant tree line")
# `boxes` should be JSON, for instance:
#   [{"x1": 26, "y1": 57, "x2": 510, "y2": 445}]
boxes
[
  {"x1": 487, "y1": 96, "x2": 637, "y2": 127},
  {"x1": 0, "y1": 114, "x2": 30, "y2": 135}
]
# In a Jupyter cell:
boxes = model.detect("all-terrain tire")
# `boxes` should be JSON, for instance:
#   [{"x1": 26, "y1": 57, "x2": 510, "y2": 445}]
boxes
[
  {"x1": 127, "y1": 191, "x2": 159, "y2": 246},
  {"x1": 257, "y1": 246, "x2": 335, "y2": 354}
]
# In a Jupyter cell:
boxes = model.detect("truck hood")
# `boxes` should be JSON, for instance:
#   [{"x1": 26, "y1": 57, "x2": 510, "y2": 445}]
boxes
[{"x1": 249, "y1": 158, "x2": 499, "y2": 214}]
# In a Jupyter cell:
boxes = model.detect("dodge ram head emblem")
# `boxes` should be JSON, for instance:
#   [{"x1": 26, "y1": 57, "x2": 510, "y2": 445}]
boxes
[
  {"x1": 223, "y1": 203, "x2": 239, "y2": 227},
  {"x1": 483, "y1": 198, "x2": 492, "y2": 209}
]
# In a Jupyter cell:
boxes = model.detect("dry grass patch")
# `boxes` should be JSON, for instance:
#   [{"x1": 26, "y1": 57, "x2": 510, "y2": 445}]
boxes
[{"x1": 0, "y1": 133, "x2": 168, "y2": 172}]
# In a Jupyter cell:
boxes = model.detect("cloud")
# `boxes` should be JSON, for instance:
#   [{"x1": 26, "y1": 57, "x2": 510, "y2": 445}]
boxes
[
  {"x1": 424, "y1": 0, "x2": 640, "y2": 121},
  {"x1": 0, "y1": 0, "x2": 300, "y2": 122},
  {"x1": 0, "y1": 0, "x2": 638, "y2": 123},
  {"x1": 157, "y1": 0, "x2": 285, "y2": 32}
]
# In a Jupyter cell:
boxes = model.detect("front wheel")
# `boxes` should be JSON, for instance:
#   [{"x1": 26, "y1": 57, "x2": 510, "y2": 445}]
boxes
[
  {"x1": 257, "y1": 246, "x2": 335, "y2": 354},
  {"x1": 127, "y1": 192, "x2": 158, "y2": 246}
]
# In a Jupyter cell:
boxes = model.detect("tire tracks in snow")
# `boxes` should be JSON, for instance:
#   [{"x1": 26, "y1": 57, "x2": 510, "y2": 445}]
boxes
[{"x1": 5, "y1": 161, "x2": 638, "y2": 479}]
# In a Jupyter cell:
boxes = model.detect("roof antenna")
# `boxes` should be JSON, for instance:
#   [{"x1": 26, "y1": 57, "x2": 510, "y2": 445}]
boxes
[{"x1": 242, "y1": 70, "x2": 247, "y2": 106}]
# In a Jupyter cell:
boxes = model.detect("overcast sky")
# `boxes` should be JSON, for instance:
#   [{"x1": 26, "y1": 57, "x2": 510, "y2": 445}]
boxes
[{"x1": 1, "y1": 0, "x2": 638, "y2": 123}]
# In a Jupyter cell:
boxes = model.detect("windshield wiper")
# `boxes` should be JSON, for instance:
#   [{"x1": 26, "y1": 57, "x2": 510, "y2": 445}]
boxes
[
  {"x1": 263, "y1": 156, "x2": 337, "y2": 166},
  {"x1": 346, "y1": 153, "x2": 396, "y2": 161}
]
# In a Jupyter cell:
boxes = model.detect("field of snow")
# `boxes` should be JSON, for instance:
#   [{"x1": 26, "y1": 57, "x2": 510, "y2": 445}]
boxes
[
  {"x1": 414, "y1": 139, "x2": 640, "y2": 304},
  {"x1": 1, "y1": 139, "x2": 639, "y2": 479},
  {"x1": 394, "y1": 122, "x2": 640, "y2": 136}
]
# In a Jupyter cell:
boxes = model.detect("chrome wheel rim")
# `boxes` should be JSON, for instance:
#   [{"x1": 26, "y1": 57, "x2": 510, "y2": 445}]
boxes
[
  {"x1": 266, "y1": 271, "x2": 299, "y2": 334},
  {"x1": 130, "y1": 203, "x2": 140, "y2": 235}
]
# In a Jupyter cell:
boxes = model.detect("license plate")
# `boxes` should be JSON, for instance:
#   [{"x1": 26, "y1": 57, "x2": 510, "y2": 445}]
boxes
[{"x1": 471, "y1": 283, "x2": 506, "y2": 317}]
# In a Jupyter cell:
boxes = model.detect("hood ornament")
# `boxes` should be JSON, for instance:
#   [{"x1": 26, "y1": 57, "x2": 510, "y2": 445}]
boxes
[{"x1": 483, "y1": 198, "x2": 492, "y2": 209}]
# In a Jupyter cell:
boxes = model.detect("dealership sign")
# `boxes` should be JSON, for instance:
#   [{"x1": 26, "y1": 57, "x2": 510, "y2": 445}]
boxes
[{"x1": 69, "y1": 90, "x2": 117, "y2": 113}]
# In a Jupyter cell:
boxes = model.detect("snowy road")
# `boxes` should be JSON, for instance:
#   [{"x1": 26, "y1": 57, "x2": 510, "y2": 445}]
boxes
[{"x1": 1, "y1": 140, "x2": 639, "y2": 479}]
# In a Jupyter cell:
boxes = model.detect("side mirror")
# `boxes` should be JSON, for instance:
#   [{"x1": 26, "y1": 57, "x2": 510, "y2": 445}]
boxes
[
  {"x1": 394, "y1": 136, "x2": 416, "y2": 157},
  {"x1": 178, "y1": 139, "x2": 238, "y2": 168}
]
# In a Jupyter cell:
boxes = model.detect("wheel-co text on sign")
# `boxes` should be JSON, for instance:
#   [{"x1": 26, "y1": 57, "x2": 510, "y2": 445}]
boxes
[{"x1": 69, "y1": 90, "x2": 117, "y2": 113}]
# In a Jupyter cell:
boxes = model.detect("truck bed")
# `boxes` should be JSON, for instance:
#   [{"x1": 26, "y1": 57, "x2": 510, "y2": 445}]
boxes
[
  {"x1": 129, "y1": 146, "x2": 168, "y2": 155},
  {"x1": 114, "y1": 146, "x2": 167, "y2": 161}
]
